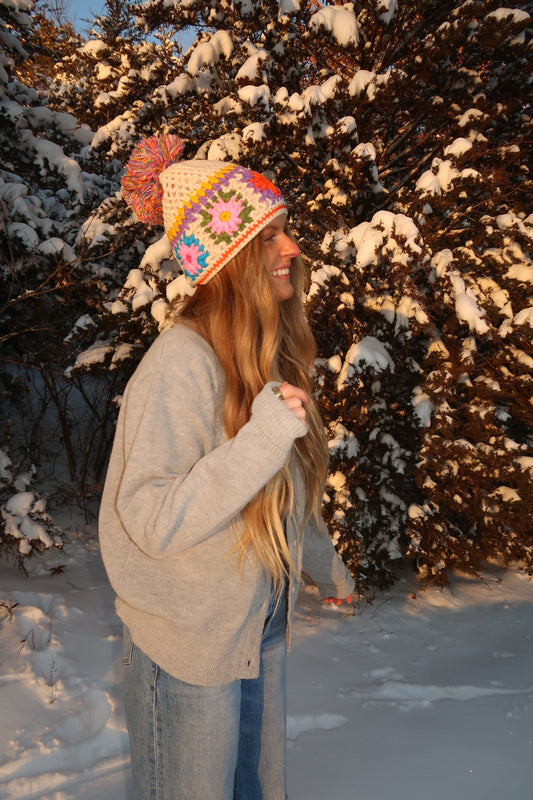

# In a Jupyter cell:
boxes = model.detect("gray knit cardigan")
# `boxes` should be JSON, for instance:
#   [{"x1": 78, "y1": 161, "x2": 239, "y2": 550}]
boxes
[{"x1": 99, "y1": 324, "x2": 354, "y2": 686}]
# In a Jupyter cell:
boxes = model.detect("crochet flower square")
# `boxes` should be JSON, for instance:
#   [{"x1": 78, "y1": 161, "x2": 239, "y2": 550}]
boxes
[
  {"x1": 201, "y1": 190, "x2": 254, "y2": 244},
  {"x1": 177, "y1": 234, "x2": 209, "y2": 278}
]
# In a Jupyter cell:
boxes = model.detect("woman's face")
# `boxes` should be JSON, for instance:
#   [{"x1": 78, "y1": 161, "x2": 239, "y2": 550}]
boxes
[{"x1": 262, "y1": 214, "x2": 301, "y2": 302}]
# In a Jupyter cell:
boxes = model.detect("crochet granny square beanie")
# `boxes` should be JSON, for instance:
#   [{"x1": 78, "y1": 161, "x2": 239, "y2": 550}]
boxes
[{"x1": 121, "y1": 135, "x2": 287, "y2": 286}]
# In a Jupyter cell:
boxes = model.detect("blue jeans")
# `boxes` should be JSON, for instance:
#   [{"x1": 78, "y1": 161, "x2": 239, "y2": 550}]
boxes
[{"x1": 122, "y1": 586, "x2": 288, "y2": 800}]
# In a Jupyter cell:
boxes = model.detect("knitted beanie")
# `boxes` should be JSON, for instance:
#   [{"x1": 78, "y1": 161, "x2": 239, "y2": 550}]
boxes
[{"x1": 121, "y1": 135, "x2": 287, "y2": 286}]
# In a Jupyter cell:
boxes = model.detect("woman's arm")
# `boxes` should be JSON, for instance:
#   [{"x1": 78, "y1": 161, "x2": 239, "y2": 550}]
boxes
[
  {"x1": 301, "y1": 515, "x2": 355, "y2": 601},
  {"x1": 111, "y1": 330, "x2": 307, "y2": 559}
]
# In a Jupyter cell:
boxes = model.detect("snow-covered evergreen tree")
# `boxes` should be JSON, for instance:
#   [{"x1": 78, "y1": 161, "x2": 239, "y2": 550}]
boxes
[
  {"x1": 74, "y1": 0, "x2": 531, "y2": 589},
  {"x1": 0, "y1": 0, "x2": 123, "y2": 554}
]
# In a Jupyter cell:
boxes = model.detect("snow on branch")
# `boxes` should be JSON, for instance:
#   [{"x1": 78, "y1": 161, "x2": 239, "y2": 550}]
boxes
[
  {"x1": 337, "y1": 337, "x2": 395, "y2": 390},
  {"x1": 309, "y1": 2, "x2": 361, "y2": 47},
  {"x1": 187, "y1": 30, "x2": 233, "y2": 76}
]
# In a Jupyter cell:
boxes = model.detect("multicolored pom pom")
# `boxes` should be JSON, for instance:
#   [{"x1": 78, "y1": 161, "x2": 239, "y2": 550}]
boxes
[{"x1": 121, "y1": 135, "x2": 185, "y2": 225}]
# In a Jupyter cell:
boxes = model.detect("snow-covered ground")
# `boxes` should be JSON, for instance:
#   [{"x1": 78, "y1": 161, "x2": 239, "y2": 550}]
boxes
[{"x1": 1, "y1": 522, "x2": 532, "y2": 800}]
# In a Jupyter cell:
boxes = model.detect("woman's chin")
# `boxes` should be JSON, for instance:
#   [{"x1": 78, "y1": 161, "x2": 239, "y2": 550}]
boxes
[{"x1": 272, "y1": 280, "x2": 294, "y2": 302}]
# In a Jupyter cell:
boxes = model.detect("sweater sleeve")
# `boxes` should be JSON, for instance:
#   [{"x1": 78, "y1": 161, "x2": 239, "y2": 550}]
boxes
[
  {"x1": 112, "y1": 328, "x2": 307, "y2": 559},
  {"x1": 301, "y1": 516, "x2": 355, "y2": 599}
]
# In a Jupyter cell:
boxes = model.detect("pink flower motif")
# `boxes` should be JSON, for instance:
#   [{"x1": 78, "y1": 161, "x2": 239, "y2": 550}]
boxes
[{"x1": 208, "y1": 195, "x2": 244, "y2": 236}]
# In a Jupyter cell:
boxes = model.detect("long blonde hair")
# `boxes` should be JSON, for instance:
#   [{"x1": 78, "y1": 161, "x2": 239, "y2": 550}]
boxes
[{"x1": 177, "y1": 233, "x2": 329, "y2": 587}]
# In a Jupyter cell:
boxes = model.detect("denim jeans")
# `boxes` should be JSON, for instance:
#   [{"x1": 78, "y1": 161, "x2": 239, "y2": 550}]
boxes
[{"x1": 122, "y1": 585, "x2": 288, "y2": 800}]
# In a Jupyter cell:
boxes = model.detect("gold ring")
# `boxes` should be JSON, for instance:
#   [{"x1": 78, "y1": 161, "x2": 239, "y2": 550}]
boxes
[{"x1": 272, "y1": 386, "x2": 283, "y2": 400}]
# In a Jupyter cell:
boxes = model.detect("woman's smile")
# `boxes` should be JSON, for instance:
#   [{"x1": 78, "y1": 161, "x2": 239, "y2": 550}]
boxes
[{"x1": 271, "y1": 266, "x2": 291, "y2": 279}]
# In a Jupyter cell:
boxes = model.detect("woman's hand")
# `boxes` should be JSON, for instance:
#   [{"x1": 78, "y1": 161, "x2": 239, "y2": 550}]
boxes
[
  {"x1": 324, "y1": 594, "x2": 353, "y2": 606},
  {"x1": 276, "y1": 381, "x2": 309, "y2": 427}
]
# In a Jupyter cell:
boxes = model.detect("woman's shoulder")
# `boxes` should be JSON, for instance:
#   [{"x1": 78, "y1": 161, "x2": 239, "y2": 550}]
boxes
[
  {"x1": 155, "y1": 323, "x2": 215, "y2": 361},
  {"x1": 121, "y1": 326, "x2": 218, "y2": 413},
  {"x1": 134, "y1": 323, "x2": 221, "y2": 387},
  {"x1": 135, "y1": 323, "x2": 212, "y2": 367}
]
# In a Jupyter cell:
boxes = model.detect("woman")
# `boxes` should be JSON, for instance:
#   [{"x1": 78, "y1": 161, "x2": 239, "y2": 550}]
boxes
[{"x1": 99, "y1": 136, "x2": 354, "y2": 800}]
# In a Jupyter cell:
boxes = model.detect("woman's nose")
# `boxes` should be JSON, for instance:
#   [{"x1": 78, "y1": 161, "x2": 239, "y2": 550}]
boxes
[{"x1": 282, "y1": 234, "x2": 301, "y2": 257}]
